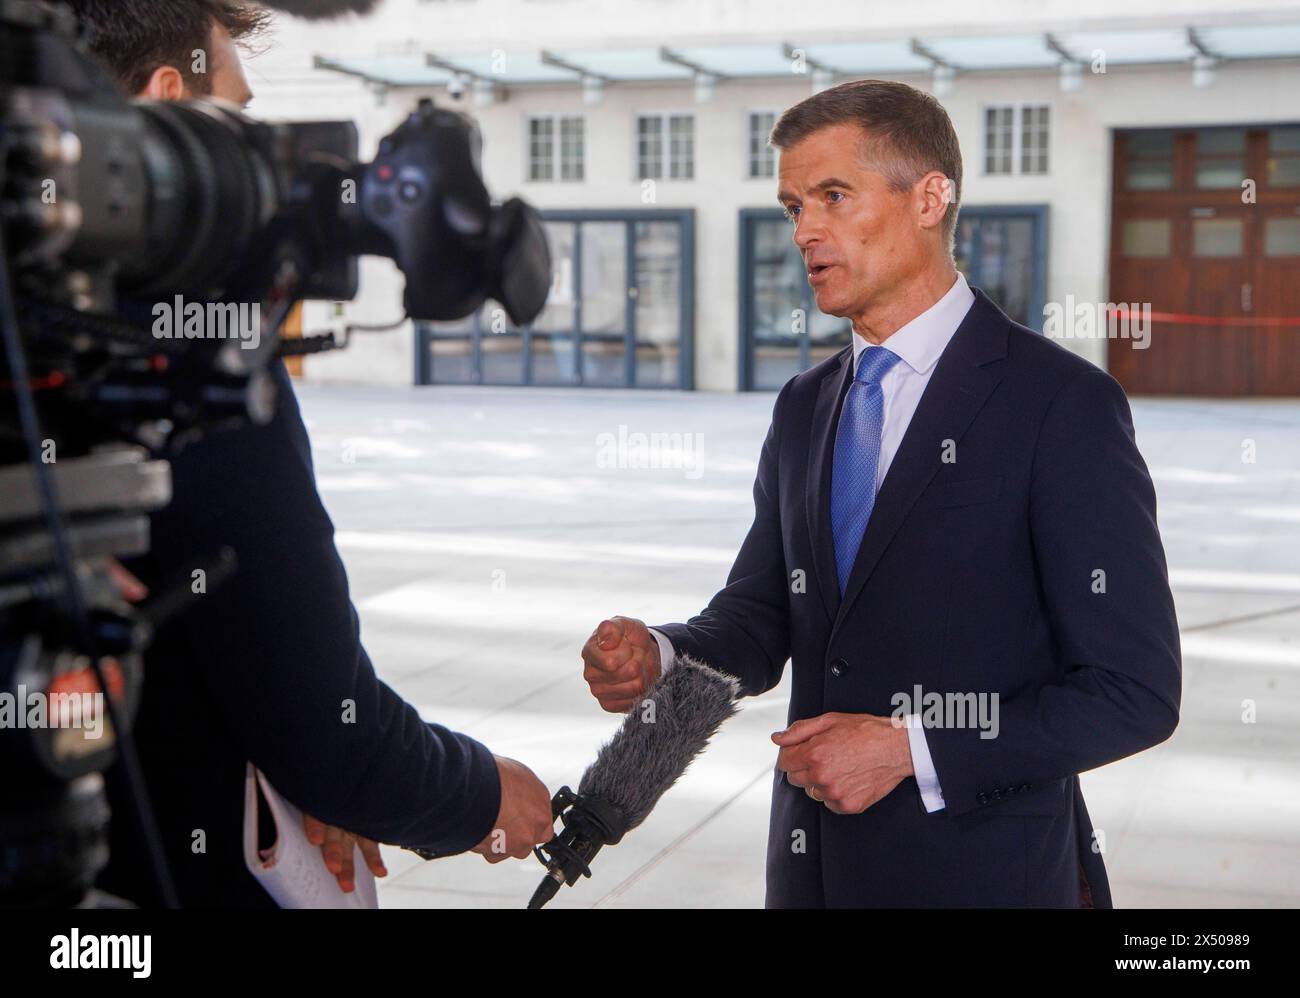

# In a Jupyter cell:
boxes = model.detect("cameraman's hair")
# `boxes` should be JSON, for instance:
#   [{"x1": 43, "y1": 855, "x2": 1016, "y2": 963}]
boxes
[{"x1": 67, "y1": 0, "x2": 271, "y2": 96}]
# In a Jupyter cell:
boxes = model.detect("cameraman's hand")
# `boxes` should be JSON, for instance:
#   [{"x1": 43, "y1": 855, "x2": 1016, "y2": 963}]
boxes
[
  {"x1": 472, "y1": 756, "x2": 554, "y2": 863},
  {"x1": 104, "y1": 558, "x2": 148, "y2": 603},
  {"x1": 581, "y1": 616, "x2": 662, "y2": 713},
  {"x1": 303, "y1": 813, "x2": 387, "y2": 893}
]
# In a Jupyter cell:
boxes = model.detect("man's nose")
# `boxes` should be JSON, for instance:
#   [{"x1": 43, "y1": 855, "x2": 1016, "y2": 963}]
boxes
[{"x1": 792, "y1": 210, "x2": 823, "y2": 251}]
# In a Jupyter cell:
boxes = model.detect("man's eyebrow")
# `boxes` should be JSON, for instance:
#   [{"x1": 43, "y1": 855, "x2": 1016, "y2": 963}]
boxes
[{"x1": 776, "y1": 177, "x2": 857, "y2": 204}]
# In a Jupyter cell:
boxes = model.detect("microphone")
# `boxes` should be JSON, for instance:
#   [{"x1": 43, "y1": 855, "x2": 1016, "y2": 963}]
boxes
[{"x1": 528, "y1": 656, "x2": 740, "y2": 909}]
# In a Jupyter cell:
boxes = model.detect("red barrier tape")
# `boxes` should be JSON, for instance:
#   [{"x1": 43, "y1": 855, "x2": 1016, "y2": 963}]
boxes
[{"x1": 1107, "y1": 306, "x2": 1300, "y2": 328}]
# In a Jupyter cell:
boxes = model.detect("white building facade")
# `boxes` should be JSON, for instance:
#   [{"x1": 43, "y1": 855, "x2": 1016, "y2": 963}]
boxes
[{"x1": 245, "y1": 0, "x2": 1300, "y2": 395}]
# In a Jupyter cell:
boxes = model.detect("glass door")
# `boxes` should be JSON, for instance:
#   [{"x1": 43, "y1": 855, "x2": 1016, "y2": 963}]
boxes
[{"x1": 417, "y1": 210, "x2": 693, "y2": 389}]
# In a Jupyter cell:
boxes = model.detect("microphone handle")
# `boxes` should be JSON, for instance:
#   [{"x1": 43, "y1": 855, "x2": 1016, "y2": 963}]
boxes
[
  {"x1": 527, "y1": 871, "x2": 563, "y2": 910},
  {"x1": 526, "y1": 832, "x2": 605, "y2": 909}
]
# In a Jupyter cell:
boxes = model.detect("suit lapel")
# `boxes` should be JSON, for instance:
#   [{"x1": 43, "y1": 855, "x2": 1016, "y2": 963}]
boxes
[
  {"x1": 831, "y1": 290, "x2": 1010, "y2": 639},
  {"x1": 806, "y1": 349, "x2": 853, "y2": 626}
]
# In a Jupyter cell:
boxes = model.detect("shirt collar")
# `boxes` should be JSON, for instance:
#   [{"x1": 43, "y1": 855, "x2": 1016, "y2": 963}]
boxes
[{"x1": 851, "y1": 271, "x2": 975, "y2": 376}]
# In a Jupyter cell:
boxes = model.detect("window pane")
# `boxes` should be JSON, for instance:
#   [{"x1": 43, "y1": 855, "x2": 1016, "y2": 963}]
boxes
[
  {"x1": 1195, "y1": 128, "x2": 1246, "y2": 189},
  {"x1": 528, "y1": 117, "x2": 553, "y2": 181},
  {"x1": 1128, "y1": 131, "x2": 1174, "y2": 156},
  {"x1": 532, "y1": 222, "x2": 576, "y2": 331},
  {"x1": 1127, "y1": 160, "x2": 1174, "y2": 190},
  {"x1": 1020, "y1": 105, "x2": 1049, "y2": 175},
  {"x1": 1019, "y1": 109, "x2": 1033, "y2": 173},
  {"x1": 583, "y1": 224, "x2": 629, "y2": 384},
  {"x1": 428, "y1": 339, "x2": 474, "y2": 383},
  {"x1": 669, "y1": 114, "x2": 694, "y2": 180},
  {"x1": 1267, "y1": 127, "x2": 1300, "y2": 187},
  {"x1": 753, "y1": 344, "x2": 801, "y2": 390},
  {"x1": 531, "y1": 333, "x2": 580, "y2": 385},
  {"x1": 634, "y1": 220, "x2": 682, "y2": 387},
  {"x1": 1199, "y1": 129, "x2": 1246, "y2": 155},
  {"x1": 1125, "y1": 130, "x2": 1174, "y2": 190},
  {"x1": 958, "y1": 216, "x2": 1035, "y2": 325},
  {"x1": 637, "y1": 116, "x2": 663, "y2": 179},
  {"x1": 807, "y1": 309, "x2": 851, "y2": 367},
  {"x1": 751, "y1": 219, "x2": 804, "y2": 340},
  {"x1": 560, "y1": 116, "x2": 584, "y2": 181},
  {"x1": 1122, "y1": 219, "x2": 1171, "y2": 257},
  {"x1": 1270, "y1": 127, "x2": 1300, "y2": 153},
  {"x1": 580, "y1": 222, "x2": 625, "y2": 335},
  {"x1": 1192, "y1": 217, "x2": 1243, "y2": 257},
  {"x1": 424, "y1": 323, "x2": 475, "y2": 384},
  {"x1": 481, "y1": 331, "x2": 524, "y2": 385},
  {"x1": 581, "y1": 335, "x2": 624, "y2": 387},
  {"x1": 749, "y1": 218, "x2": 804, "y2": 390},
  {"x1": 1196, "y1": 161, "x2": 1245, "y2": 189},
  {"x1": 1264, "y1": 217, "x2": 1300, "y2": 256},
  {"x1": 748, "y1": 111, "x2": 775, "y2": 178},
  {"x1": 983, "y1": 108, "x2": 996, "y2": 172},
  {"x1": 1269, "y1": 157, "x2": 1300, "y2": 187},
  {"x1": 984, "y1": 106, "x2": 1013, "y2": 175},
  {"x1": 1000, "y1": 108, "x2": 1013, "y2": 173}
]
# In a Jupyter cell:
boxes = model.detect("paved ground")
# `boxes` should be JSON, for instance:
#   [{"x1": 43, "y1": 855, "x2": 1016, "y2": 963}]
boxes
[{"x1": 294, "y1": 382, "x2": 1300, "y2": 908}]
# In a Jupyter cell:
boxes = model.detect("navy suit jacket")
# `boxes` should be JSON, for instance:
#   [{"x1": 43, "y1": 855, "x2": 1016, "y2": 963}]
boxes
[
  {"x1": 657, "y1": 288, "x2": 1181, "y2": 908},
  {"x1": 99, "y1": 360, "x2": 500, "y2": 908}
]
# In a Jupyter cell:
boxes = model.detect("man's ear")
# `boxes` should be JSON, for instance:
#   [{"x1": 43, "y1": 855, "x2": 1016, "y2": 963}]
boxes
[
  {"x1": 139, "y1": 65, "x2": 188, "y2": 101},
  {"x1": 916, "y1": 171, "x2": 955, "y2": 232}
]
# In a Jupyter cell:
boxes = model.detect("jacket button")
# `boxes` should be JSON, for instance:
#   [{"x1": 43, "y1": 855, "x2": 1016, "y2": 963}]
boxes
[
  {"x1": 829, "y1": 658, "x2": 849, "y2": 677},
  {"x1": 977, "y1": 792, "x2": 990, "y2": 805}
]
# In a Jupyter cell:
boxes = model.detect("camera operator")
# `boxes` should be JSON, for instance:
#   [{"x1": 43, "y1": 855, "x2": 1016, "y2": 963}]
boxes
[{"x1": 60, "y1": 0, "x2": 556, "y2": 907}]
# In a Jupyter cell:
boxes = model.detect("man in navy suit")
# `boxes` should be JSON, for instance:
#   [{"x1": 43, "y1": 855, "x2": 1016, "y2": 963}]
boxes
[{"x1": 581, "y1": 79, "x2": 1181, "y2": 908}]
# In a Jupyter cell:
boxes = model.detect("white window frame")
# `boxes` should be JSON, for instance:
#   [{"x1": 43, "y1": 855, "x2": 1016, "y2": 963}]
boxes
[
  {"x1": 982, "y1": 102, "x2": 1051, "y2": 177},
  {"x1": 746, "y1": 108, "x2": 778, "y2": 180},
  {"x1": 525, "y1": 113, "x2": 585, "y2": 183},
  {"x1": 634, "y1": 110, "x2": 695, "y2": 181}
]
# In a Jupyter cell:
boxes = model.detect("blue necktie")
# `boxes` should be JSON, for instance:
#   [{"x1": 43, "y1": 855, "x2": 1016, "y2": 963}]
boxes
[{"x1": 831, "y1": 346, "x2": 903, "y2": 594}]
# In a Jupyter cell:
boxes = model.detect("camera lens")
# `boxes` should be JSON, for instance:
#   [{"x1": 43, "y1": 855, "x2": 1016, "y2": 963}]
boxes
[{"x1": 117, "y1": 101, "x2": 278, "y2": 299}]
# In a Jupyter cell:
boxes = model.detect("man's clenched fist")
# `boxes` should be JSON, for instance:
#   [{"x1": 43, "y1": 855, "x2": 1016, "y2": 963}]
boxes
[{"x1": 581, "y1": 616, "x2": 662, "y2": 713}]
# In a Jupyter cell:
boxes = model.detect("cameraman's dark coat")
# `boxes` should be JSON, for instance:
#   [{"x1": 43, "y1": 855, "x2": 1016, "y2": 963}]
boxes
[
  {"x1": 101, "y1": 361, "x2": 499, "y2": 907},
  {"x1": 656, "y1": 289, "x2": 1181, "y2": 908}
]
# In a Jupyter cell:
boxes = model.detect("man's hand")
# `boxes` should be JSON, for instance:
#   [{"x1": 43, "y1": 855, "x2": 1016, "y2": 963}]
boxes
[
  {"x1": 104, "y1": 558, "x2": 148, "y2": 603},
  {"x1": 581, "y1": 616, "x2": 662, "y2": 713},
  {"x1": 302, "y1": 814, "x2": 387, "y2": 893},
  {"x1": 472, "y1": 756, "x2": 554, "y2": 863},
  {"x1": 772, "y1": 713, "x2": 914, "y2": 814}
]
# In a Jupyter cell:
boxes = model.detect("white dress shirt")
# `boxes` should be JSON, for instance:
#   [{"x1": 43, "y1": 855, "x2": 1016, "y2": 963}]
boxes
[{"x1": 651, "y1": 271, "x2": 975, "y2": 814}]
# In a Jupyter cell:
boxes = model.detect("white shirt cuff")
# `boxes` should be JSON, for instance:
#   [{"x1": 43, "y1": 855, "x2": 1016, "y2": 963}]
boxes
[
  {"x1": 905, "y1": 713, "x2": 946, "y2": 813},
  {"x1": 648, "y1": 627, "x2": 676, "y2": 673}
]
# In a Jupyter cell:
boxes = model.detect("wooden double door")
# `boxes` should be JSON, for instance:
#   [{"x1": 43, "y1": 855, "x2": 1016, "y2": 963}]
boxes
[{"x1": 1109, "y1": 126, "x2": 1300, "y2": 396}]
